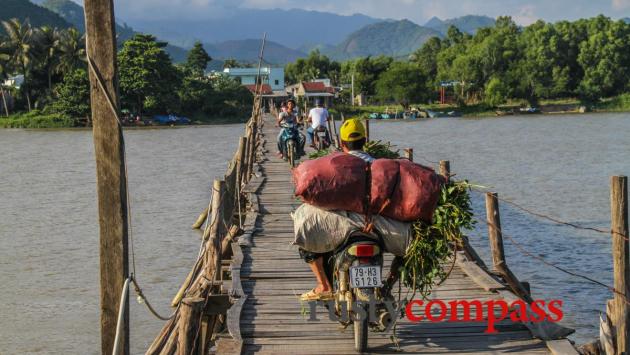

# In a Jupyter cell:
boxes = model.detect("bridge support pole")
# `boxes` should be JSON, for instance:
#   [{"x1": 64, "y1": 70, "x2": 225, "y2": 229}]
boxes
[
  {"x1": 439, "y1": 160, "x2": 450, "y2": 183},
  {"x1": 611, "y1": 175, "x2": 629, "y2": 354},
  {"x1": 404, "y1": 148, "x2": 413, "y2": 162},
  {"x1": 83, "y1": 0, "x2": 129, "y2": 353}
]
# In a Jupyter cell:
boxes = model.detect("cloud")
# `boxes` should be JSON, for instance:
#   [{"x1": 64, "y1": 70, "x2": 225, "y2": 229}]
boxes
[
  {"x1": 513, "y1": 5, "x2": 538, "y2": 25},
  {"x1": 612, "y1": 0, "x2": 630, "y2": 10}
]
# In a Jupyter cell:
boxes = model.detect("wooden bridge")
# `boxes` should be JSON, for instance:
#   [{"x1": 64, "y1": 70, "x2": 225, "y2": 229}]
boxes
[{"x1": 145, "y1": 106, "x2": 578, "y2": 354}]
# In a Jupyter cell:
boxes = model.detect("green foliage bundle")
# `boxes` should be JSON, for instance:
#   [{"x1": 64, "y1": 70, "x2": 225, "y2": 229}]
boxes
[{"x1": 402, "y1": 181, "x2": 475, "y2": 298}]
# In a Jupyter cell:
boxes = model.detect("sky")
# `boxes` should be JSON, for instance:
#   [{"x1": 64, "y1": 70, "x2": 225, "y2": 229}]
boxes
[{"x1": 108, "y1": 0, "x2": 630, "y2": 24}]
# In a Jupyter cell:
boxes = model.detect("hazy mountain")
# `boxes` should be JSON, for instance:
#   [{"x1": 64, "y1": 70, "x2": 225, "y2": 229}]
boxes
[
  {"x1": 425, "y1": 15, "x2": 496, "y2": 35},
  {"x1": 0, "y1": 0, "x2": 70, "y2": 32},
  {"x1": 37, "y1": 0, "x2": 190, "y2": 62},
  {"x1": 204, "y1": 39, "x2": 306, "y2": 65},
  {"x1": 324, "y1": 20, "x2": 442, "y2": 60},
  {"x1": 623, "y1": 17, "x2": 630, "y2": 24},
  {"x1": 129, "y1": 8, "x2": 380, "y2": 49},
  {"x1": 41, "y1": 0, "x2": 83, "y2": 30}
]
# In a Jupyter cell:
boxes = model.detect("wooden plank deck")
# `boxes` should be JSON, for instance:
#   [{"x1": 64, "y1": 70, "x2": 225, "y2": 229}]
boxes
[{"x1": 223, "y1": 114, "x2": 571, "y2": 354}]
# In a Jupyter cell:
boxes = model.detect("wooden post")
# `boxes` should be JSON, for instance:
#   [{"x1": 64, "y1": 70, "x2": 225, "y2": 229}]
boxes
[
  {"x1": 235, "y1": 136, "x2": 247, "y2": 189},
  {"x1": 207, "y1": 180, "x2": 226, "y2": 275},
  {"x1": 404, "y1": 148, "x2": 414, "y2": 162},
  {"x1": 83, "y1": 0, "x2": 129, "y2": 353},
  {"x1": 331, "y1": 114, "x2": 340, "y2": 148},
  {"x1": 439, "y1": 160, "x2": 450, "y2": 182},
  {"x1": 203, "y1": 180, "x2": 224, "y2": 242},
  {"x1": 485, "y1": 192, "x2": 506, "y2": 271},
  {"x1": 177, "y1": 297, "x2": 204, "y2": 355},
  {"x1": 246, "y1": 123, "x2": 257, "y2": 182},
  {"x1": 326, "y1": 116, "x2": 334, "y2": 147},
  {"x1": 192, "y1": 207, "x2": 208, "y2": 229},
  {"x1": 611, "y1": 175, "x2": 629, "y2": 354}
]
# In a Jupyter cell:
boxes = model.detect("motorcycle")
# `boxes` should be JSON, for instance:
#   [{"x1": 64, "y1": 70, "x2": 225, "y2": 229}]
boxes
[
  {"x1": 327, "y1": 230, "x2": 397, "y2": 352},
  {"x1": 313, "y1": 125, "x2": 331, "y2": 151},
  {"x1": 280, "y1": 122, "x2": 305, "y2": 167}
]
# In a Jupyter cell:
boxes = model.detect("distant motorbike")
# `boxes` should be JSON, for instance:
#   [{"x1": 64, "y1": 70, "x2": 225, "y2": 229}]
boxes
[
  {"x1": 280, "y1": 122, "x2": 305, "y2": 167},
  {"x1": 313, "y1": 125, "x2": 331, "y2": 151},
  {"x1": 326, "y1": 230, "x2": 397, "y2": 352}
]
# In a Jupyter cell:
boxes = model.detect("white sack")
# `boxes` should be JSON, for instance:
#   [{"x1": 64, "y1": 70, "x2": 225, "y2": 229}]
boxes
[{"x1": 291, "y1": 203, "x2": 412, "y2": 256}]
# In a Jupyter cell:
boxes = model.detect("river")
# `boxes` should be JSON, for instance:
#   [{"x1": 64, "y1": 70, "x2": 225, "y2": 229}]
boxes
[{"x1": 0, "y1": 113, "x2": 628, "y2": 353}]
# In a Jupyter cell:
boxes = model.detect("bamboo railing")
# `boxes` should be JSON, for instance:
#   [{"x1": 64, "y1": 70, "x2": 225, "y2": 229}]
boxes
[{"x1": 146, "y1": 97, "x2": 265, "y2": 355}]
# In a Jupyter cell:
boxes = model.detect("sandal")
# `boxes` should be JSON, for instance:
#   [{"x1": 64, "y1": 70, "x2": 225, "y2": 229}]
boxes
[{"x1": 300, "y1": 288, "x2": 334, "y2": 301}]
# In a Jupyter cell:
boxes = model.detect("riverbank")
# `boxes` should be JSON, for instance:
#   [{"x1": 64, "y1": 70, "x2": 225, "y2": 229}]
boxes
[
  {"x1": 334, "y1": 94, "x2": 630, "y2": 119},
  {"x1": 0, "y1": 110, "x2": 248, "y2": 129}
]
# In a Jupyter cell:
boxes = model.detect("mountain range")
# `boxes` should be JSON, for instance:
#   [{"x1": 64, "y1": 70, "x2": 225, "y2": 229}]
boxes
[
  {"x1": 2, "y1": 0, "x2": 500, "y2": 65},
  {"x1": 129, "y1": 9, "x2": 380, "y2": 50},
  {"x1": 1, "y1": 0, "x2": 70, "y2": 32},
  {"x1": 322, "y1": 20, "x2": 442, "y2": 60}
]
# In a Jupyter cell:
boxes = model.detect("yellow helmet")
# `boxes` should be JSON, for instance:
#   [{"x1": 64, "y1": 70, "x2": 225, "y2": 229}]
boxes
[{"x1": 340, "y1": 119, "x2": 366, "y2": 142}]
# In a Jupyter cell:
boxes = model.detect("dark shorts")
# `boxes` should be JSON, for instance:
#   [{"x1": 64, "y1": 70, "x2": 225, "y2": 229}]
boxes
[{"x1": 298, "y1": 248, "x2": 322, "y2": 263}]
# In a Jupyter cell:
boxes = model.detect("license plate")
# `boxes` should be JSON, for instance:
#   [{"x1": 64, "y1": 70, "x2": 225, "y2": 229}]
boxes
[
  {"x1": 349, "y1": 266, "x2": 382, "y2": 288},
  {"x1": 317, "y1": 132, "x2": 326, "y2": 137}
]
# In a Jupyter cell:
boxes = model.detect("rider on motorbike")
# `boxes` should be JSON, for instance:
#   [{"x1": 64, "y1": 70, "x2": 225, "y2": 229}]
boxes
[
  {"x1": 306, "y1": 98, "x2": 330, "y2": 148},
  {"x1": 277, "y1": 99, "x2": 297, "y2": 156},
  {"x1": 299, "y1": 119, "x2": 374, "y2": 301}
]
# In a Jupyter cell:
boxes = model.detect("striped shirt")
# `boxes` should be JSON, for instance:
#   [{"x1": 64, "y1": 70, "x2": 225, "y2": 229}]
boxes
[{"x1": 347, "y1": 150, "x2": 375, "y2": 163}]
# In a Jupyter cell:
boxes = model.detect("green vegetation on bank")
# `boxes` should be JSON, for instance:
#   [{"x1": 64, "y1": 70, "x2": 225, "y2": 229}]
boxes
[
  {"x1": 0, "y1": 17, "x2": 252, "y2": 128},
  {"x1": 0, "y1": 110, "x2": 74, "y2": 128},
  {"x1": 286, "y1": 15, "x2": 630, "y2": 112}
]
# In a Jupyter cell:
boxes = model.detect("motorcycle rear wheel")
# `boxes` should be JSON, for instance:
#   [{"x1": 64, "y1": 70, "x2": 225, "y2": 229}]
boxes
[{"x1": 353, "y1": 303, "x2": 369, "y2": 352}]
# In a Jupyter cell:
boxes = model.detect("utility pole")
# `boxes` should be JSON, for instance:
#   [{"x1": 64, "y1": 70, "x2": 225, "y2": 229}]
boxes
[
  {"x1": 83, "y1": 0, "x2": 129, "y2": 354},
  {"x1": 351, "y1": 73, "x2": 355, "y2": 106}
]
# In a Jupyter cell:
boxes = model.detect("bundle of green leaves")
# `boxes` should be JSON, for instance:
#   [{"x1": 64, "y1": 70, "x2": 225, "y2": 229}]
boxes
[{"x1": 402, "y1": 180, "x2": 475, "y2": 298}]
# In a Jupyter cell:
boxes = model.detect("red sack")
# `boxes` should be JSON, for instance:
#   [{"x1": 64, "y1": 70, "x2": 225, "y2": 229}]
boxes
[
  {"x1": 293, "y1": 153, "x2": 367, "y2": 214},
  {"x1": 293, "y1": 154, "x2": 443, "y2": 222},
  {"x1": 371, "y1": 159, "x2": 443, "y2": 222}
]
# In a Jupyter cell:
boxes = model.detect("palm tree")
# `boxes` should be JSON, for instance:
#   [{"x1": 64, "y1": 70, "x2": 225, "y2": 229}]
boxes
[
  {"x1": 57, "y1": 28, "x2": 85, "y2": 75},
  {"x1": 35, "y1": 26, "x2": 61, "y2": 92},
  {"x1": 0, "y1": 52, "x2": 10, "y2": 117},
  {"x1": 1, "y1": 18, "x2": 35, "y2": 111}
]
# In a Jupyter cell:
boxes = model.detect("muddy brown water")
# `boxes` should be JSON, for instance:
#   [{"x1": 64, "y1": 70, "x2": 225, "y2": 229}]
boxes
[{"x1": 1, "y1": 113, "x2": 628, "y2": 353}]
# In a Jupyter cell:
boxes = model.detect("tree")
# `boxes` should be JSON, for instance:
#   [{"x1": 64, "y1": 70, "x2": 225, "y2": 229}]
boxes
[
  {"x1": 285, "y1": 50, "x2": 340, "y2": 84},
  {"x1": 577, "y1": 16, "x2": 630, "y2": 100},
  {"x1": 185, "y1": 41, "x2": 211, "y2": 76},
  {"x1": 410, "y1": 36, "x2": 442, "y2": 82},
  {"x1": 484, "y1": 76, "x2": 509, "y2": 107},
  {"x1": 53, "y1": 68, "x2": 89, "y2": 119},
  {"x1": 35, "y1": 26, "x2": 61, "y2": 91},
  {"x1": 223, "y1": 58, "x2": 240, "y2": 69},
  {"x1": 57, "y1": 28, "x2": 85, "y2": 75},
  {"x1": 375, "y1": 62, "x2": 427, "y2": 108},
  {"x1": 118, "y1": 34, "x2": 180, "y2": 116},
  {"x1": 206, "y1": 75, "x2": 252, "y2": 117},
  {"x1": 0, "y1": 51, "x2": 10, "y2": 116},
  {"x1": 342, "y1": 55, "x2": 393, "y2": 96},
  {"x1": 2, "y1": 18, "x2": 35, "y2": 110}
]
